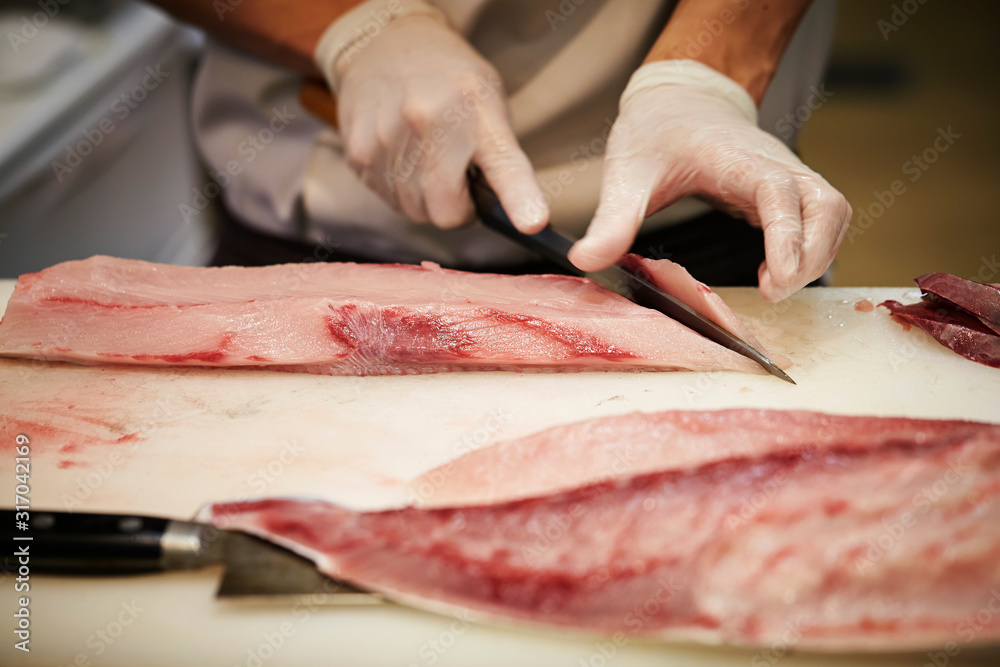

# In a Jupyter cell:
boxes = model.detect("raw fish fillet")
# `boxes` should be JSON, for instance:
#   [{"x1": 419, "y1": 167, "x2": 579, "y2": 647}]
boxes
[
  {"x1": 916, "y1": 272, "x2": 1000, "y2": 335},
  {"x1": 620, "y1": 254, "x2": 777, "y2": 362},
  {"x1": 207, "y1": 410, "x2": 1000, "y2": 650},
  {"x1": 0, "y1": 256, "x2": 781, "y2": 376},
  {"x1": 881, "y1": 272, "x2": 1000, "y2": 368}
]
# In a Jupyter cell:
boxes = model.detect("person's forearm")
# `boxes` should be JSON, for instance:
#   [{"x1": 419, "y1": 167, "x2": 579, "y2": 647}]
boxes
[
  {"x1": 150, "y1": 0, "x2": 366, "y2": 75},
  {"x1": 643, "y1": 0, "x2": 813, "y2": 105}
]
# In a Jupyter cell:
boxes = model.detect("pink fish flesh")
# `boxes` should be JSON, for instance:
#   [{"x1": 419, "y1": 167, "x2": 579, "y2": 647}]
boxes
[
  {"x1": 207, "y1": 409, "x2": 1000, "y2": 650},
  {"x1": 0, "y1": 256, "x2": 782, "y2": 376}
]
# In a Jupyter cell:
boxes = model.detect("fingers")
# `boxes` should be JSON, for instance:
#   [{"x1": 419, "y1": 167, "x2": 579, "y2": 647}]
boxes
[
  {"x1": 569, "y1": 153, "x2": 659, "y2": 272},
  {"x1": 348, "y1": 97, "x2": 541, "y2": 232},
  {"x1": 755, "y1": 175, "x2": 805, "y2": 294},
  {"x1": 798, "y1": 177, "x2": 853, "y2": 278},
  {"x1": 756, "y1": 175, "x2": 852, "y2": 302},
  {"x1": 474, "y1": 118, "x2": 548, "y2": 234},
  {"x1": 422, "y1": 149, "x2": 476, "y2": 230},
  {"x1": 757, "y1": 260, "x2": 797, "y2": 303},
  {"x1": 392, "y1": 125, "x2": 438, "y2": 223}
]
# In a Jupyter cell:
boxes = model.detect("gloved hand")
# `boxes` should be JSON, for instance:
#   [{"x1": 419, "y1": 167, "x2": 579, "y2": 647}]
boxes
[
  {"x1": 314, "y1": 0, "x2": 547, "y2": 231},
  {"x1": 568, "y1": 60, "x2": 852, "y2": 302}
]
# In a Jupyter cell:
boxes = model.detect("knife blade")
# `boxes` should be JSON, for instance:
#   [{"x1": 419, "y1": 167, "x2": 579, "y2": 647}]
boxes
[
  {"x1": 467, "y1": 167, "x2": 795, "y2": 383},
  {"x1": 0, "y1": 509, "x2": 381, "y2": 604}
]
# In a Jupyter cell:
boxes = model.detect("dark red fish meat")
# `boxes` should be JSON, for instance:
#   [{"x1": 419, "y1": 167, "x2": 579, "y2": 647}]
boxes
[
  {"x1": 881, "y1": 273, "x2": 1000, "y2": 368},
  {"x1": 916, "y1": 272, "x2": 1000, "y2": 335}
]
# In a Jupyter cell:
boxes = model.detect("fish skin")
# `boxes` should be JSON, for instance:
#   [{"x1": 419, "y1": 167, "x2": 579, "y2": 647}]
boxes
[
  {"x1": 0, "y1": 256, "x2": 779, "y2": 376},
  {"x1": 208, "y1": 410, "x2": 1000, "y2": 651}
]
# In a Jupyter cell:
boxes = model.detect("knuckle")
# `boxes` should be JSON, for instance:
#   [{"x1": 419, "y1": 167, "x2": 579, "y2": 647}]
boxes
[
  {"x1": 344, "y1": 137, "x2": 374, "y2": 171},
  {"x1": 476, "y1": 143, "x2": 525, "y2": 178},
  {"x1": 399, "y1": 192, "x2": 429, "y2": 224},
  {"x1": 430, "y1": 206, "x2": 470, "y2": 230},
  {"x1": 753, "y1": 179, "x2": 791, "y2": 209},
  {"x1": 453, "y1": 70, "x2": 486, "y2": 96},
  {"x1": 812, "y1": 188, "x2": 839, "y2": 209},
  {"x1": 400, "y1": 99, "x2": 437, "y2": 133},
  {"x1": 817, "y1": 188, "x2": 852, "y2": 222},
  {"x1": 718, "y1": 156, "x2": 764, "y2": 190}
]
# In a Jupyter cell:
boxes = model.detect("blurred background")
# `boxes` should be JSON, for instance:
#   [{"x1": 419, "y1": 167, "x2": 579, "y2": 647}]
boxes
[
  {"x1": 0, "y1": 0, "x2": 997, "y2": 284},
  {"x1": 801, "y1": 2, "x2": 1000, "y2": 286}
]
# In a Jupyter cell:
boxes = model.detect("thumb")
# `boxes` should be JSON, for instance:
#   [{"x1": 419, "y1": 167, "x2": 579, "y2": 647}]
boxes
[{"x1": 569, "y1": 154, "x2": 661, "y2": 272}]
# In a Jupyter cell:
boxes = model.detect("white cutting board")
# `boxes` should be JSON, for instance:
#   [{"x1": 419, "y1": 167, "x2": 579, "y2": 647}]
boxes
[{"x1": 1, "y1": 281, "x2": 998, "y2": 666}]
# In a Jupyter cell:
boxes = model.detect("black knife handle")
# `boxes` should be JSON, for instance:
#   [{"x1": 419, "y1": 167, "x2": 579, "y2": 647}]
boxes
[
  {"x1": 1, "y1": 509, "x2": 168, "y2": 575},
  {"x1": 467, "y1": 166, "x2": 581, "y2": 275}
]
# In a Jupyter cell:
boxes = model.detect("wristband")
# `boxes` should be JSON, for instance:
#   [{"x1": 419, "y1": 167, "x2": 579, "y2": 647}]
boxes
[
  {"x1": 620, "y1": 60, "x2": 758, "y2": 125},
  {"x1": 315, "y1": 0, "x2": 448, "y2": 94}
]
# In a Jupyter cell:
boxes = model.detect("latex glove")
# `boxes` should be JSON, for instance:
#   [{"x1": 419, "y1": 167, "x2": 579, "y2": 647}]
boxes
[
  {"x1": 315, "y1": 0, "x2": 547, "y2": 231},
  {"x1": 569, "y1": 60, "x2": 852, "y2": 302}
]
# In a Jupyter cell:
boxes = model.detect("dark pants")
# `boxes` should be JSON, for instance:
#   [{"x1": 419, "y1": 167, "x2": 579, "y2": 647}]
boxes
[{"x1": 211, "y1": 209, "x2": 769, "y2": 287}]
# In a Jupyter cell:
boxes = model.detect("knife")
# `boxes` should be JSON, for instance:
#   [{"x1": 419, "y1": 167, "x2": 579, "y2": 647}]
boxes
[
  {"x1": 293, "y1": 86, "x2": 793, "y2": 383},
  {"x1": 1, "y1": 509, "x2": 381, "y2": 604},
  {"x1": 467, "y1": 166, "x2": 795, "y2": 384}
]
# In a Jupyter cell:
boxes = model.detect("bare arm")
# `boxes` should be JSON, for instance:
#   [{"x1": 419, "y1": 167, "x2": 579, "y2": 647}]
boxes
[
  {"x1": 643, "y1": 0, "x2": 813, "y2": 105},
  {"x1": 149, "y1": 0, "x2": 367, "y2": 75}
]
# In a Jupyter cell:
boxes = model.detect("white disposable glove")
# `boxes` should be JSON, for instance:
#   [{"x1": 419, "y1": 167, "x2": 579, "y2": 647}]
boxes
[
  {"x1": 568, "y1": 60, "x2": 852, "y2": 302},
  {"x1": 315, "y1": 0, "x2": 547, "y2": 231}
]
